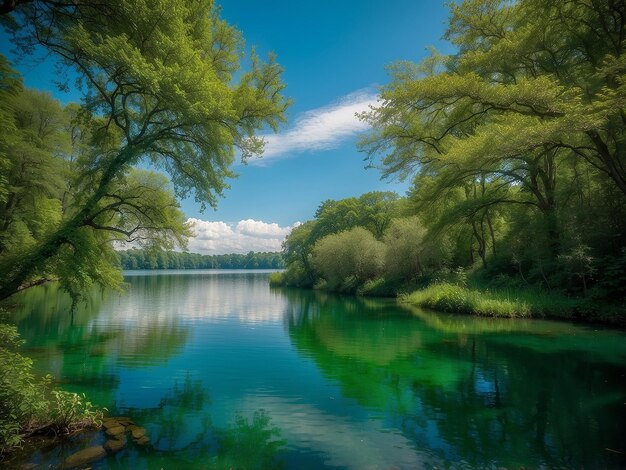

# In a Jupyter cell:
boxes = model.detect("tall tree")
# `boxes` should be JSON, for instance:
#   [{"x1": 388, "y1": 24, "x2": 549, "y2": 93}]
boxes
[
  {"x1": 0, "y1": 1, "x2": 288, "y2": 299},
  {"x1": 359, "y1": 0, "x2": 626, "y2": 266},
  {"x1": 359, "y1": 0, "x2": 626, "y2": 209}
]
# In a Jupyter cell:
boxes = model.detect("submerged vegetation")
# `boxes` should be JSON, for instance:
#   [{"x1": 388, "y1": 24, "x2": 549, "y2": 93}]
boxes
[{"x1": 0, "y1": 319, "x2": 103, "y2": 454}]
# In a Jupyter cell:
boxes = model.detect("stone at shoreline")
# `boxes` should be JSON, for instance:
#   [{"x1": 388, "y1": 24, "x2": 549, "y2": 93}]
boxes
[
  {"x1": 104, "y1": 436, "x2": 126, "y2": 454},
  {"x1": 63, "y1": 446, "x2": 107, "y2": 468},
  {"x1": 102, "y1": 419, "x2": 122, "y2": 430},
  {"x1": 104, "y1": 425, "x2": 126, "y2": 437},
  {"x1": 134, "y1": 435, "x2": 150, "y2": 446},
  {"x1": 112, "y1": 416, "x2": 134, "y2": 425},
  {"x1": 130, "y1": 426, "x2": 146, "y2": 439}
]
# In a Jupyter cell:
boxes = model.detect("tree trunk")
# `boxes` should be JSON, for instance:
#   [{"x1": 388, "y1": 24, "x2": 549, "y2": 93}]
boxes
[{"x1": 0, "y1": 148, "x2": 133, "y2": 300}]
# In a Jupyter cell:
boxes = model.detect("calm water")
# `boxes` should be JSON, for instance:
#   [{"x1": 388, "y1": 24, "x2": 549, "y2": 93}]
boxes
[{"x1": 6, "y1": 270, "x2": 626, "y2": 469}]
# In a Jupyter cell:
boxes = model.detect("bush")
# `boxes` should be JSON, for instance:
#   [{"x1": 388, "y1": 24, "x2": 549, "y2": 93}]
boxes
[
  {"x1": 0, "y1": 320, "x2": 103, "y2": 454},
  {"x1": 383, "y1": 216, "x2": 429, "y2": 281},
  {"x1": 312, "y1": 227, "x2": 385, "y2": 288},
  {"x1": 268, "y1": 272, "x2": 285, "y2": 287}
]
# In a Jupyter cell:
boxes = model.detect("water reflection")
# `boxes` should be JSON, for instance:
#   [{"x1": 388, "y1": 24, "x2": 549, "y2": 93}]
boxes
[
  {"x1": 115, "y1": 376, "x2": 286, "y2": 470},
  {"x1": 284, "y1": 290, "x2": 626, "y2": 469},
  {"x1": 11, "y1": 374, "x2": 286, "y2": 470},
  {"x1": 6, "y1": 273, "x2": 626, "y2": 469}
]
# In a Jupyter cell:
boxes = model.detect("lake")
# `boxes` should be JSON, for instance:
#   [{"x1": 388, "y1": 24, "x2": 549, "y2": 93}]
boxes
[{"x1": 6, "y1": 270, "x2": 626, "y2": 469}]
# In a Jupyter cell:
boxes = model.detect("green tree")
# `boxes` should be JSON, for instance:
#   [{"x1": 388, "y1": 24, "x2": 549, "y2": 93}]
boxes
[
  {"x1": 0, "y1": 88, "x2": 67, "y2": 256},
  {"x1": 383, "y1": 216, "x2": 435, "y2": 281},
  {"x1": 311, "y1": 192, "x2": 400, "y2": 241},
  {"x1": 281, "y1": 221, "x2": 316, "y2": 286},
  {"x1": 360, "y1": 0, "x2": 626, "y2": 196},
  {"x1": 357, "y1": 0, "x2": 626, "y2": 296},
  {"x1": 0, "y1": 0, "x2": 288, "y2": 299},
  {"x1": 313, "y1": 227, "x2": 385, "y2": 288}
]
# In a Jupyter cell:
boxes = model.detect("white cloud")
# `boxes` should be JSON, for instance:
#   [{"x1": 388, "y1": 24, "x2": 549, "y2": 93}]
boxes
[
  {"x1": 253, "y1": 89, "x2": 378, "y2": 163},
  {"x1": 187, "y1": 218, "x2": 299, "y2": 254}
]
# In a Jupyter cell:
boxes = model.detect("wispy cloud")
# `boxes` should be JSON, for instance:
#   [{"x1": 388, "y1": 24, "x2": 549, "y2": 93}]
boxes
[
  {"x1": 252, "y1": 89, "x2": 378, "y2": 164},
  {"x1": 187, "y1": 218, "x2": 299, "y2": 254}
]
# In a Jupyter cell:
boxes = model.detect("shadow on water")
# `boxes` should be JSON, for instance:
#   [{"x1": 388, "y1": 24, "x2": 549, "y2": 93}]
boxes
[{"x1": 282, "y1": 288, "x2": 626, "y2": 469}]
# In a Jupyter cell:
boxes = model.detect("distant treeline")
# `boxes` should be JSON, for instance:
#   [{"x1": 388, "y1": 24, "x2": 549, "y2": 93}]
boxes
[{"x1": 118, "y1": 249, "x2": 284, "y2": 270}]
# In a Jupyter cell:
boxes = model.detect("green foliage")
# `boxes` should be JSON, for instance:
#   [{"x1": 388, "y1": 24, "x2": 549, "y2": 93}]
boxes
[
  {"x1": 0, "y1": 323, "x2": 46, "y2": 453},
  {"x1": 47, "y1": 390, "x2": 102, "y2": 435},
  {"x1": 312, "y1": 192, "x2": 400, "y2": 241},
  {"x1": 279, "y1": 221, "x2": 316, "y2": 286},
  {"x1": 213, "y1": 410, "x2": 286, "y2": 470},
  {"x1": 330, "y1": 0, "x2": 626, "y2": 318},
  {"x1": 0, "y1": 319, "x2": 103, "y2": 454},
  {"x1": 118, "y1": 248, "x2": 285, "y2": 270},
  {"x1": 268, "y1": 271, "x2": 285, "y2": 287},
  {"x1": 313, "y1": 227, "x2": 385, "y2": 289},
  {"x1": 0, "y1": 0, "x2": 289, "y2": 300},
  {"x1": 383, "y1": 216, "x2": 436, "y2": 281},
  {"x1": 0, "y1": 55, "x2": 22, "y2": 205},
  {"x1": 402, "y1": 283, "x2": 580, "y2": 319}
]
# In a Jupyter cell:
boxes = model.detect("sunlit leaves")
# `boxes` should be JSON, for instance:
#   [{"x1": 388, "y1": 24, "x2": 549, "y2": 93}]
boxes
[{"x1": 0, "y1": 0, "x2": 288, "y2": 299}]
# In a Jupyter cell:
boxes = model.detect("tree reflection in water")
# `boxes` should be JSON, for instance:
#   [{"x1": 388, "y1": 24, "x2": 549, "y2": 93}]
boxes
[
  {"x1": 118, "y1": 374, "x2": 286, "y2": 469},
  {"x1": 283, "y1": 289, "x2": 626, "y2": 469}
]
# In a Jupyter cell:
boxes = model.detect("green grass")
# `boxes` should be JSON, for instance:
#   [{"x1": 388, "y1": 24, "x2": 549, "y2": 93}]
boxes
[{"x1": 400, "y1": 282, "x2": 580, "y2": 318}]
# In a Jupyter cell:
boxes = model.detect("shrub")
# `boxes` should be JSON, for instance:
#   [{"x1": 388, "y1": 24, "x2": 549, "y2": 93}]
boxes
[
  {"x1": 383, "y1": 216, "x2": 428, "y2": 281},
  {"x1": 0, "y1": 320, "x2": 103, "y2": 454},
  {"x1": 313, "y1": 227, "x2": 385, "y2": 288},
  {"x1": 268, "y1": 272, "x2": 285, "y2": 287}
]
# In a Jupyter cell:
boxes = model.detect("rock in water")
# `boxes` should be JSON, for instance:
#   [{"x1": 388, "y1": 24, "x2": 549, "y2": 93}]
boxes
[
  {"x1": 104, "y1": 437, "x2": 126, "y2": 454},
  {"x1": 135, "y1": 435, "x2": 150, "y2": 446},
  {"x1": 63, "y1": 446, "x2": 107, "y2": 468},
  {"x1": 112, "y1": 416, "x2": 134, "y2": 426},
  {"x1": 130, "y1": 426, "x2": 146, "y2": 439},
  {"x1": 101, "y1": 419, "x2": 120, "y2": 429},
  {"x1": 104, "y1": 425, "x2": 126, "y2": 437}
]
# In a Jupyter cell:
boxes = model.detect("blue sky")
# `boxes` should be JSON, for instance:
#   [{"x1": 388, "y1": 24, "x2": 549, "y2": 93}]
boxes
[{"x1": 2, "y1": 1, "x2": 452, "y2": 253}]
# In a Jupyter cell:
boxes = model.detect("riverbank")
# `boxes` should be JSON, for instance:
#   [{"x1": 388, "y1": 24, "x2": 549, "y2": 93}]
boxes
[
  {"x1": 270, "y1": 273, "x2": 626, "y2": 326},
  {"x1": 0, "y1": 319, "x2": 104, "y2": 457},
  {"x1": 402, "y1": 283, "x2": 626, "y2": 326},
  {"x1": 401, "y1": 283, "x2": 573, "y2": 318}
]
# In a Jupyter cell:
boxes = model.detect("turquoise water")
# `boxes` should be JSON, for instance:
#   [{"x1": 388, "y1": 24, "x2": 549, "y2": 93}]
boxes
[{"x1": 6, "y1": 270, "x2": 626, "y2": 469}]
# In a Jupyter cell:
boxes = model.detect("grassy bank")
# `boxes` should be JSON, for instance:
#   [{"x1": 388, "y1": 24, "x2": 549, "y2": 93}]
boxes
[
  {"x1": 271, "y1": 271, "x2": 626, "y2": 325},
  {"x1": 400, "y1": 282, "x2": 582, "y2": 319}
]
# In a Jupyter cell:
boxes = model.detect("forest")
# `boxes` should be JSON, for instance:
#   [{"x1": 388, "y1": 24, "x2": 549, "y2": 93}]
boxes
[
  {"x1": 1, "y1": 0, "x2": 626, "y2": 463},
  {"x1": 272, "y1": 0, "x2": 626, "y2": 324},
  {"x1": 118, "y1": 249, "x2": 284, "y2": 270}
]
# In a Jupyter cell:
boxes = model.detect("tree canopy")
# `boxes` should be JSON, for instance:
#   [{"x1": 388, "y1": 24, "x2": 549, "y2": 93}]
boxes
[
  {"x1": 359, "y1": 0, "x2": 626, "y2": 195},
  {"x1": 275, "y1": 1, "x2": 626, "y2": 317},
  {"x1": 0, "y1": 0, "x2": 289, "y2": 299}
]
